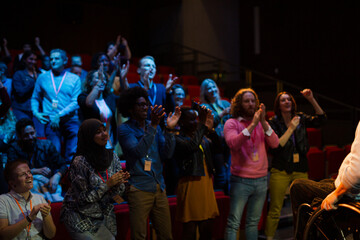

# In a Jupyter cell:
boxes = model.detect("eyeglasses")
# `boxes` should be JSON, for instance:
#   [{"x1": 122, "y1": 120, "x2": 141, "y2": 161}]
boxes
[{"x1": 135, "y1": 102, "x2": 149, "y2": 108}]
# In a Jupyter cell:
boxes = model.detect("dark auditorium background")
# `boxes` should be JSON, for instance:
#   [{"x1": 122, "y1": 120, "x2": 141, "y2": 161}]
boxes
[{"x1": 2, "y1": 0, "x2": 360, "y2": 144}]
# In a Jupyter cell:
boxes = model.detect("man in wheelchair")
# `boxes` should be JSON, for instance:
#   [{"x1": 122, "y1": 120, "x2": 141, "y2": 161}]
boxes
[{"x1": 290, "y1": 122, "x2": 360, "y2": 240}]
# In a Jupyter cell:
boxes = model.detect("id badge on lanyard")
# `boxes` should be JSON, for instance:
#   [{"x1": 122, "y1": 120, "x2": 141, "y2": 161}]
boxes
[
  {"x1": 52, "y1": 99, "x2": 58, "y2": 109},
  {"x1": 144, "y1": 155, "x2": 152, "y2": 171},
  {"x1": 51, "y1": 71, "x2": 66, "y2": 110}
]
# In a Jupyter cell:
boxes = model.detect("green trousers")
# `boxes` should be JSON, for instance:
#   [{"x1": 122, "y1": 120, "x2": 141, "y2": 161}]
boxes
[{"x1": 265, "y1": 168, "x2": 308, "y2": 237}]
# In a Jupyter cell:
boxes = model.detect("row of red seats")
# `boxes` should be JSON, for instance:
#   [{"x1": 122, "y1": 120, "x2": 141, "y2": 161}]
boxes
[
  {"x1": 305, "y1": 127, "x2": 351, "y2": 181},
  {"x1": 50, "y1": 191, "x2": 232, "y2": 240},
  {"x1": 307, "y1": 144, "x2": 351, "y2": 181}
]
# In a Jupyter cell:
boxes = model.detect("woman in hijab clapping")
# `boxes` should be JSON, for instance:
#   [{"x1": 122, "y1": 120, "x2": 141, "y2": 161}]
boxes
[{"x1": 61, "y1": 119, "x2": 129, "y2": 240}]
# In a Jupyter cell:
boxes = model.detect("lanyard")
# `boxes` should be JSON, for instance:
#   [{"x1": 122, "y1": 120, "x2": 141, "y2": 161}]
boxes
[
  {"x1": 138, "y1": 81, "x2": 157, "y2": 106},
  {"x1": 250, "y1": 126, "x2": 257, "y2": 153},
  {"x1": 10, "y1": 194, "x2": 32, "y2": 238},
  {"x1": 50, "y1": 71, "x2": 67, "y2": 98},
  {"x1": 97, "y1": 170, "x2": 109, "y2": 183}
]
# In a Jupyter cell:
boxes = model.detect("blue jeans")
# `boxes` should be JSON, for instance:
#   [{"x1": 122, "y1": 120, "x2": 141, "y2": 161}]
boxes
[
  {"x1": 45, "y1": 117, "x2": 79, "y2": 163},
  {"x1": 224, "y1": 175, "x2": 267, "y2": 240}
]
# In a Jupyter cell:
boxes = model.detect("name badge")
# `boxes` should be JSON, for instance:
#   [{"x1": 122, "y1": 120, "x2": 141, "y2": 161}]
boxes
[
  {"x1": 144, "y1": 160, "x2": 152, "y2": 171},
  {"x1": 252, "y1": 152, "x2": 259, "y2": 162},
  {"x1": 293, "y1": 153, "x2": 300, "y2": 163},
  {"x1": 52, "y1": 99, "x2": 59, "y2": 109}
]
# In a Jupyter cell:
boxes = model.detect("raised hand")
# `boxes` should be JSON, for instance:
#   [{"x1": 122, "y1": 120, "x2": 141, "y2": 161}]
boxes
[
  {"x1": 116, "y1": 35, "x2": 121, "y2": 47},
  {"x1": 40, "y1": 200, "x2": 52, "y2": 218},
  {"x1": 259, "y1": 103, "x2": 266, "y2": 122},
  {"x1": 121, "y1": 37, "x2": 128, "y2": 47},
  {"x1": 204, "y1": 109, "x2": 214, "y2": 130},
  {"x1": 35, "y1": 37, "x2": 40, "y2": 46},
  {"x1": 165, "y1": 74, "x2": 178, "y2": 93},
  {"x1": 289, "y1": 116, "x2": 300, "y2": 130},
  {"x1": 95, "y1": 64, "x2": 106, "y2": 92},
  {"x1": 120, "y1": 60, "x2": 130, "y2": 80},
  {"x1": 166, "y1": 106, "x2": 181, "y2": 129},
  {"x1": 150, "y1": 105, "x2": 165, "y2": 128},
  {"x1": 198, "y1": 105, "x2": 209, "y2": 124},
  {"x1": 2, "y1": 38, "x2": 7, "y2": 47},
  {"x1": 252, "y1": 108, "x2": 262, "y2": 126},
  {"x1": 114, "y1": 53, "x2": 121, "y2": 71},
  {"x1": 300, "y1": 89, "x2": 313, "y2": 101}
]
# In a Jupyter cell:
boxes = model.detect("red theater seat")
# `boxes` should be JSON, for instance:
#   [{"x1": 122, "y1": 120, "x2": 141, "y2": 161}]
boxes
[
  {"x1": 126, "y1": 72, "x2": 140, "y2": 83},
  {"x1": 49, "y1": 191, "x2": 234, "y2": 240},
  {"x1": 186, "y1": 85, "x2": 201, "y2": 101},
  {"x1": 266, "y1": 111, "x2": 275, "y2": 121},
  {"x1": 307, "y1": 147, "x2": 325, "y2": 181},
  {"x1": 129, "y1": 64, "x2": 138, "y2": 73},
  {"x1": 79, "y1": 53, "x2": 92, "y2": 71},
  {"x1": 158, "y1": 65, "x2": 175, "y2": 75},
  {"x1": 51, "y1": 202, "x2": 71, "y2": 240},
  {"x1": 306, "y1": 128, "x2": 322, "y2": 149},
  {"x1": 344, "y1": 144, "x2": 351, "y2": 156},
  {"x1": 324, "y1": 146, "x2": 345, "y2": 177},
  {"x1": 181, "y1": 75, "x2": 199, "y2": 85}
]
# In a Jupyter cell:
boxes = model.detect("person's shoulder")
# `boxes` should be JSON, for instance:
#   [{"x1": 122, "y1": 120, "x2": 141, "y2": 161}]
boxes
[
  {"x1": 71, "y1": 155, "x2": 88, "y2": 167},
  {"x1": 221, "y1": 99, "x2": 230, "y2": 104},
  {"x1": 8, "y1": 140, "x2": 20, "y2": 148},
  {"x1": 12, "y1": 70, "x2": 23, "y2": 77},
  {"x1": 31, "y1": 193, "x2": 46, "y2": 203},
  {"x1": 269, "y1": 114, "x2": 279, "y2": 122},
  {"x1": 224, "y1": 118, "x2": 236, "y2": 127},
  {"x1": 118, "y1": 119, "x2": 132, "y2": 130},
  {"x1": 65, "y1": 71, "x2": 81, "y2": 81},
  {"x1": 0, "y1": 192, "x2": 11, "y2": 201},
  {"x1": 37, "y1": 71, "x2": 51, "y2": 81},
  {"x1": 155, "y1": 83, "x2": 166, "y2": 91},
  {"x1": 129, "y1": 82, "x2": 138, "y2": 88}
]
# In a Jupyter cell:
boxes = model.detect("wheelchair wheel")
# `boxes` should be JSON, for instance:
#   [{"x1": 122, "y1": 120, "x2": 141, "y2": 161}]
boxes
[{"x1": 303, "y1": 202, "x2": 360, "y2": 240}]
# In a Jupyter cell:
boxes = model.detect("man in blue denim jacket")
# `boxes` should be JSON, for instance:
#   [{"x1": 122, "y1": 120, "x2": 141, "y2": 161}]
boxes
[{"x1": 118, "y1": 87, "x2": 180, "y2": 240}]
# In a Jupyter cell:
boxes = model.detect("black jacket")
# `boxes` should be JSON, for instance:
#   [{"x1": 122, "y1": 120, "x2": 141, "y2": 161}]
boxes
[
  {"x1": 7, "y1": 139, "x2": 67, "y2": 176},
  {"x1": 269, "y1": 112, "x2": 327, "y2": 173},
  {"x1": 174, "y1": 123, "x2": 222, "y2": 177}
]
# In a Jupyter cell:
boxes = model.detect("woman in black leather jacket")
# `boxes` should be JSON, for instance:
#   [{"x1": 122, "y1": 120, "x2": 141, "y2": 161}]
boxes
[
  {"x1": 265, "y1": 89, "x2": 326, "y2": 240},
  {"x1": 173, "y1": 105, "x2": 221, "y2": 240}
]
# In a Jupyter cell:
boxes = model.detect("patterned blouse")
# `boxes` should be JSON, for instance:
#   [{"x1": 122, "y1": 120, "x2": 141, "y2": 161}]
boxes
[{"x1": 60, "y1": 154, "x2": 125, "y2": 235}]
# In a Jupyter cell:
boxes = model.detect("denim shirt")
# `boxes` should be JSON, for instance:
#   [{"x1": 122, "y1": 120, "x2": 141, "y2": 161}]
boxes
[{"x1": 118, "y1": 119, "x2": 175, "y2": 192}]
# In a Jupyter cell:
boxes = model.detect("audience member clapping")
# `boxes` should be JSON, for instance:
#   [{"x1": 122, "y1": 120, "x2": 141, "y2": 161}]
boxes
[
  {"x1": 0, "y1": 160, "x2": 56, "y2": 240},
  {"x1": 78, "y1": 65, "x2": 119, "y2": 148}
]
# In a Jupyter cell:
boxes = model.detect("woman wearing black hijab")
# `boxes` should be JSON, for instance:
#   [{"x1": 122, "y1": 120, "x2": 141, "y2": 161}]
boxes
[{"x1": 60, "y1": 119, "x2": 129, "y2": 240}]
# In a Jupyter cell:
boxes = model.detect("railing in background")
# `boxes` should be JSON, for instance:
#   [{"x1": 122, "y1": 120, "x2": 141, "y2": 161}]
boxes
[{"x1": 150, "y1": 42, "x2": 360, "y2": 129}]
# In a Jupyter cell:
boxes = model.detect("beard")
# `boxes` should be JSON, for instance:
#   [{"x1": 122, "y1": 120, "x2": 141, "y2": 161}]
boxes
[{"x1": 243, "y1": 108, "x2": 255, "y2": 118}]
